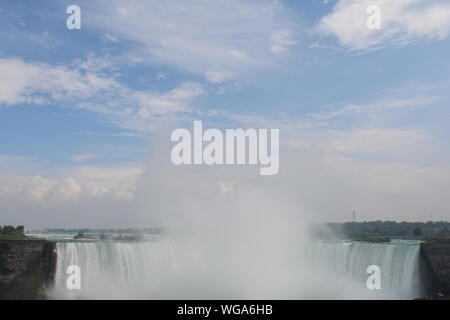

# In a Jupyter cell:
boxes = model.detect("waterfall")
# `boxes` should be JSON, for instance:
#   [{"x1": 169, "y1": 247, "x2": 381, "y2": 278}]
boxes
[
  {"x1": 50, "y1": 239, "x2": 424, "y2": 299},
  {"x1": 51, "y1": 239, "x2": 199, "y2": 299},
  {"x1": 305, "y1": 240, "x2": 423, "y2": 299}
]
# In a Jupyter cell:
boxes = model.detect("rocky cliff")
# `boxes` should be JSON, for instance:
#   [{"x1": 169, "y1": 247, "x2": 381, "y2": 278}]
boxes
[
  {"x1": 420, "y1": 239, "x2": 450, "y2": 296},
  {"x1": 0, "y1": 240, "x2": 56, "y2": 299}
]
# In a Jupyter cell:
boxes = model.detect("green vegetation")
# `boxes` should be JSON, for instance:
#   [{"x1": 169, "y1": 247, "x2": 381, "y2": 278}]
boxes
[
  {"x1": 112, "y1": 234, "x2": 144, "y2": 241},
  {"x1": 313, "y1": 221, "x2": 450, "y2": 240},
  {"x1": 0, "y1": 225, "x2": 26, "y2": 239},
  {"x1": 413, "y1": 227, "x2": 422, "y2": 236},
  {"x1": 73, "y1": 232, "x2": 85, "y2": 239},
  {"x1": 354, "y1": 237, "x2": 391, "y2": 243},
  {"x1": 439, "y1": 227, "x2": 449, "y2": 237},
  {"x1": 72, "y1": 232, "x2": 144, "y2": 241},
  {"x1": 73, "y1": 232, "x2": 97, "y2": 240}
]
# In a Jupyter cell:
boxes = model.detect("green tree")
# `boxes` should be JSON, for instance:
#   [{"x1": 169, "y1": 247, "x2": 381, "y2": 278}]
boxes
[
  {"x1": 0, "y1": 225, "x2": 26, "y2": 238},
  {"x1": 413, "y1": 227, "x2": 422, "y2": 236},
  {"x1": 439, "y1": 227, "x2": 449, "y2": 237},
  {"x1": 74, "y1": 232, "x2": 85, "y2": 239}
]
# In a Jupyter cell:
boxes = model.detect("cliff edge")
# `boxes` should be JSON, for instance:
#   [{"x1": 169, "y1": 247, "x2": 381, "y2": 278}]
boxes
[
  {"x1": 0, "y1": 240, "x2": 56, "y2": 299},
  {"x1": 420, "y1": 238, "x2": 450, "y2": 296}
]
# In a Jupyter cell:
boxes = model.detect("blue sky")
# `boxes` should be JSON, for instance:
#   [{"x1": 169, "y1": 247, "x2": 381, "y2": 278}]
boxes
[{"x1": 1, "y1": 0, "x2": 450, "y2": 226}]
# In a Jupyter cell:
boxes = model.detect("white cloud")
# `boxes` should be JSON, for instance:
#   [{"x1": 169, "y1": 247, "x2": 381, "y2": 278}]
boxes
[
  {"x1": 0, "y1": 57, "x2": 204, "y2": 131},
  {"x1": 270, "y1": 29, "x2": 296, "y2": 54},
  {"x1": 310, "y1": 95, "x2": 437, "y2": 120},
  {"x1": 228, "y1": 50, "x2": 249, "y2": 60},
  {"x1": 103, "y1": 33, "x2": 119, "y2": 42},
  {"x1": 0, "y1": 57, "x2": 116, "y2": 105},
  {"x1": 133, "y1": 82, "x2": 203, "y2": 118},
  {"x1": 69, "y1": 166, "x2": 142, "y2": 181},
  {"x1": 214, "y1": 91, "x2": 439, "y2": 135},
  {"x1": 219, "y1": 181, "x2": 237, "y2": 194},
  {"x1": 216, "y1": 86, "x2": 443, "y2": 162},
  {"x1": 328, "y1": 129, "x2": 429, "y2": 154},
  {"x1": 319, "y1": 0, "x2": 450, "y2": 51},
  {"x1": 71, "y1": 153, "x2": 97, "y2": 163},
  {"x1": 0, "y1": 175, "x2": 82, "y2": 204},
  {"x1": 80, "y1": 0, "x2": 297, "y2": 80},
  {"x1": 0, "y1": 166, "x2": 141, "y2": 208},
  {"x1": 205, "y1": 70, "x2": 235, "y2": 84},
  {"x1": 155, "y1": 72, "x2": 168, "y2": 81}
]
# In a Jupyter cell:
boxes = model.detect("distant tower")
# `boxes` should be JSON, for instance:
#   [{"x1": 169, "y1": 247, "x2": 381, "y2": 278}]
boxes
[{"x1": 352, "y1": 211, "x2": 356, "y2": 222}]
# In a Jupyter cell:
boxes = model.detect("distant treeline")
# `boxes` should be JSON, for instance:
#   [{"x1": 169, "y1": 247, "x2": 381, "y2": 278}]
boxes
[
  {"x1": 0, "y1": 225, "x2": 25, "y2": 239},
  {"x1": 46, "y1": 227, "x2": 164, "y2": 234},
  {"x1": 314, "y1": 221, "x2": 450, "y2": 240}
]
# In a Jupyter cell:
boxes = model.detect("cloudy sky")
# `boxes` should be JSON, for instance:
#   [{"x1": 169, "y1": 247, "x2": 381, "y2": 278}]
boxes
[{"x1": 1, "y1": 0, "x2": 450, "y2": 228}]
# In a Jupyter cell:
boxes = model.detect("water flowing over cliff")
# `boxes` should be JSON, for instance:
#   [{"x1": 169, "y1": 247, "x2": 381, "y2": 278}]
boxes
[
  {"x1": 52, "y1": 239, "x2": 196, "y2": 299},
  {"x1": 50, "y1": 239, "x2": 425, "y2": 299},
  {"x1": 305, "y1": 240, "x2": 423, "y2": 299}
]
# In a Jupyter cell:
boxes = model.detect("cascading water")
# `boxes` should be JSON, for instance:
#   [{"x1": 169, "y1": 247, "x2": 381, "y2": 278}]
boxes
[
  {"x1": 49, "y1": 238, "x2": 424, "y2": 299},
  {"x1": 305, "y1": 240, "x2": 423, "y2": 299},
  {"x1": 51, "y1": 238, "x2": 203, "y2": 299}
]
